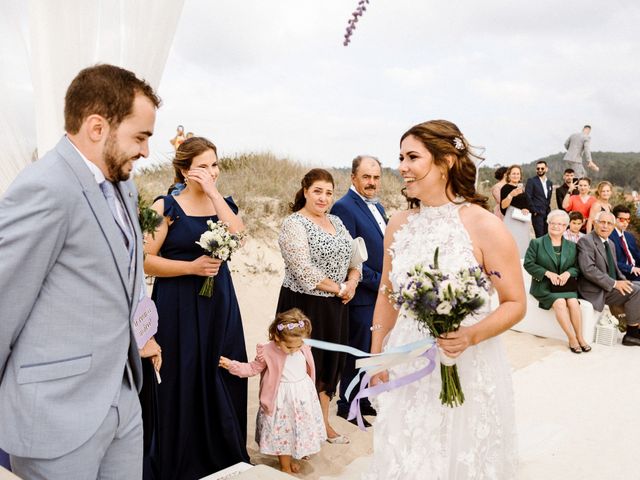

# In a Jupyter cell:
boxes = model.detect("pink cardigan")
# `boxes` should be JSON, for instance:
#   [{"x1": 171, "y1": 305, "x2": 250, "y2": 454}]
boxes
[{"x1": 227, "y1": 341, "x2": 316, "y2": 416}]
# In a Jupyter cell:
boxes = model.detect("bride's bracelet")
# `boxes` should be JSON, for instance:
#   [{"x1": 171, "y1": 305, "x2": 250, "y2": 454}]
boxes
[{"x1": 370, "y1": 323, "x2": 383, "y2": 332}]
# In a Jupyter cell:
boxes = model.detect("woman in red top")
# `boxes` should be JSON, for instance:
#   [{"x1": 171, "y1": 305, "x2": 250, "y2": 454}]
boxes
[{"x1": 562, "y1": 177, "x2": 595, "y2": 232}]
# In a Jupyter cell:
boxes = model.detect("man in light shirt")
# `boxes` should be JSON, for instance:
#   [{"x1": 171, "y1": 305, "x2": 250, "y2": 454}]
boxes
[
  {"x1": 331, "y1": 155, "x2": 387, "y2": 425},
  {"x1": 525, "y1": 160, "x2": 553, "y2": 237}
]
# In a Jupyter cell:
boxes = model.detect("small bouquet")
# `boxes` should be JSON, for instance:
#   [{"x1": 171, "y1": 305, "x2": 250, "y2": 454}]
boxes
[
  {"x1": 195, "y1": 220, "x2": 245, "y2": 297},
  {"x1": 391, "y1": 248, "x2": 497, "y2": 407},
  {"x1": 138, "y1": 198, "x2": 163, "y2": 239}
]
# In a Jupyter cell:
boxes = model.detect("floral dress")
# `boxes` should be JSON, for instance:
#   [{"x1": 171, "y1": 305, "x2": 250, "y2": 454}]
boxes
[
  {"x1": 256, "y1": 351, "x2": 326, "y2": 458},
  {"x1": 364, "y1": 202, "x2": 517, "y2": 480}
]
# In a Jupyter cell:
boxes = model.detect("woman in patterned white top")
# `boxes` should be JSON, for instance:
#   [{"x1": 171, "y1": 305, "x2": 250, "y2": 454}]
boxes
[{"x1": 277, "y1": 168, "x2": 361, "y2": 444}]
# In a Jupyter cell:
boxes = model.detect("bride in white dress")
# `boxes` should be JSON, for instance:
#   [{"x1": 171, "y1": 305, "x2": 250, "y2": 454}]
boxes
[{"x1": 364, "y1": 120, "x2": 526, "y2": 480}]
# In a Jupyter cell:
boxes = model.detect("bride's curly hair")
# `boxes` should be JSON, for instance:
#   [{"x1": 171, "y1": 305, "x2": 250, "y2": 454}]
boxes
[{"x1": 400, "y1": 120, "x2": 488, "y2": 210}]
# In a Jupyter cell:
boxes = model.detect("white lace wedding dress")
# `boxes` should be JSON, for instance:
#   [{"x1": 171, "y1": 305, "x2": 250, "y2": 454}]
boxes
[{"x1": 363, "y1": 202, "x2": 517, "y2": 480}]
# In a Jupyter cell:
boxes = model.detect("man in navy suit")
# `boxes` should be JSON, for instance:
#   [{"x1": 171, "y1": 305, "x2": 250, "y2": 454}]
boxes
[
  {"x1": 525, "y1": 160, "x2": 554, "y2": 237},
  {"x1": 609, "y1": 205, "x2": 640, "y2": 281},
  {"x1": 331, "y1": 155, "x2": 387, "y2": 426}
]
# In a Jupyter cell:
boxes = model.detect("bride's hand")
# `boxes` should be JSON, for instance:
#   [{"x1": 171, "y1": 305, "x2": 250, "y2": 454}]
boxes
[
  {"x1": 437, "y1": 327, "x2": 474, "y2": 358},
  {"x1": 370, "y1": 370, "x2": 389, "y2": 386}
]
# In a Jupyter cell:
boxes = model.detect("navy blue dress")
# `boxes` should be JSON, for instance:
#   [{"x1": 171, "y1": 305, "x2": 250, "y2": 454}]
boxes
[{"x1": 147, "y1": 195, "x2": 249, "y2": 480}]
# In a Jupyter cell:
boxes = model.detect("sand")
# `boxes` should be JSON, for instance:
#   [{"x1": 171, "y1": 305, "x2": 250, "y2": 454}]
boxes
[{"x1": 229, "y1": 238, "x2": 638, "y2": 479}]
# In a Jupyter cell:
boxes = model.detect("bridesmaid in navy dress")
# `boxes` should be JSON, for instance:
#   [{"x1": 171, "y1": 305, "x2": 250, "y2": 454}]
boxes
[{"x1": 143, "y1": 137, "x2": 249, "y2": 479}]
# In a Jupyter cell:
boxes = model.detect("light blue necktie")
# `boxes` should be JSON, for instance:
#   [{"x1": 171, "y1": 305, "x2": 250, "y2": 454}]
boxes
[{"x1": 100, "y1": 181, "x2": 134, "y2": 265}]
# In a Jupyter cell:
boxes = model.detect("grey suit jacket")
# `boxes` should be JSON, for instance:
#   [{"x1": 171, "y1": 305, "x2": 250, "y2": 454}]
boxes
[
  {"x1": 576, "y1": 231, "x2": 624, "y2": 312},
  {"x1": 0, "y1": 137, "x2": 144, "y2": 459},
  {"x1": 563, "y1": 132, "x2": 592, "y2": 163}
]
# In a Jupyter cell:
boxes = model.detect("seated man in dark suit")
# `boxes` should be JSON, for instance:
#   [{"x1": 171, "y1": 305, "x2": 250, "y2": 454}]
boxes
[
  {"x1": 577, "y1": 211, "x2": 640, "y2": 346},
  {"x1": 609, "y1": 205, "x2": 640, "y2": 281}
]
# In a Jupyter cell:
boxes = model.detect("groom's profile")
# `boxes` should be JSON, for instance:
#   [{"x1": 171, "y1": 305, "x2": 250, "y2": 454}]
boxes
[{"x1": 0, "y1": 64, "x2": 160, "y2": 478}]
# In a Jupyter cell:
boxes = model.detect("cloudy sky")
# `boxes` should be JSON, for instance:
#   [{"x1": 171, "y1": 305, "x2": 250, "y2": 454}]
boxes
[{"x1": 3, "y1": 0, "x2": 640, "y2": 170}]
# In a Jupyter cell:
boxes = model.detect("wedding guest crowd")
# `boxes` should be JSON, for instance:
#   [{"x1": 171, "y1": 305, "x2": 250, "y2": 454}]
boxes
[
  {"x1": 524, "y1": 210, "x2": 589, "y2": 353},
  {"x1": 4, "y1": 62, "x2": 640, "y2": 479},
  {"x1": 577, "y1": 211, "x2": 640, "y2": 347}
]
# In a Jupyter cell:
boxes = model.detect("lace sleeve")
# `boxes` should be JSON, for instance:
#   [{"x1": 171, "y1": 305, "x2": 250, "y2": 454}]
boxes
[
  {"x1": 332, "y1": 215, "x2": 362, "y2": 278},
  {"x1": 278, "y1": 215, "x2": 327, "y2": 291}
]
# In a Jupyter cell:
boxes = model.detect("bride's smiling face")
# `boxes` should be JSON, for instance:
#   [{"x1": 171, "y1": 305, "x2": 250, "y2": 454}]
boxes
[{"x1": 399, "y1": 135, "x2": 446, "y2": 200}]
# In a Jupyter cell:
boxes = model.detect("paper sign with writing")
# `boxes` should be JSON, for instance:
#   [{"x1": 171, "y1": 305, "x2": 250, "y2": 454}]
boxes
[{"x1": 133, "y1": 296, "x2": 159, "y2": 349}]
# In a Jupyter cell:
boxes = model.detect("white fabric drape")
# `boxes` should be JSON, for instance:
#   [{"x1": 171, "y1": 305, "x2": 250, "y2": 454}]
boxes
[
  {"x1": 0, "y1": 0, "x2": 184, "y2": 194},
  {"x1": 0, "y1": 2, "x2": 35, "y2": 194}
]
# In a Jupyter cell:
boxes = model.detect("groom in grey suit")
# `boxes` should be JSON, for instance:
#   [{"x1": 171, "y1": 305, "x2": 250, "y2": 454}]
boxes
[{"x1": 0, "y1": 64, "x2": 160, "y2": 478}]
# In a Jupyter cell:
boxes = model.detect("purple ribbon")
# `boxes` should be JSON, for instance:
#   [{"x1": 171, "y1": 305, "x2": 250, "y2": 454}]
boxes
[{"x1": 347, "y1": 347, "x2": 437, "y2": 430}]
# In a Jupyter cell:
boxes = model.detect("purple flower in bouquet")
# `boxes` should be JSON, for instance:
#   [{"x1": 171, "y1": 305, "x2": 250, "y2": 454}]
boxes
[
  {"x1": 195, "y1": 220, "x2": 245, "y2": 297},
  {"x1": 343, "y1": 0, "x2": 370, "y2": 46},
  {"x1": 391, "y1": 247, "x2": 498, "y2": 407}
]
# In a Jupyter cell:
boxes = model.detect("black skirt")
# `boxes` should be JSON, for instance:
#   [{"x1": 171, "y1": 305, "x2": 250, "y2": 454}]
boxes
[{"x1": 276, "y1": 286, "x2": 348, "y2": 397}]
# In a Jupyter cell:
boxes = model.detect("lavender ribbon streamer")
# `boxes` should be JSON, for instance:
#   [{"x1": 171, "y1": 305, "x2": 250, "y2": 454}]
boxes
[
  {"x1": 347, "y1": 347, "x2": 437, "y2": 430},
  {"x1": 304, "y1": 338, "x2": 438, "y2": 431}
]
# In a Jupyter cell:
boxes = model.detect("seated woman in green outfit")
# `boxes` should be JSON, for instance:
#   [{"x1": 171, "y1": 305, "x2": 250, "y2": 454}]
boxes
[{"x1": 524, "y1": 209, "x2": 591, "y2": 354}]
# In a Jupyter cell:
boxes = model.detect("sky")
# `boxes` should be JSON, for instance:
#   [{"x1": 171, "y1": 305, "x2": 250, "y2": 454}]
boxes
[{"x1": 3, "y1": 0, "x2": 640, "y2": 171}]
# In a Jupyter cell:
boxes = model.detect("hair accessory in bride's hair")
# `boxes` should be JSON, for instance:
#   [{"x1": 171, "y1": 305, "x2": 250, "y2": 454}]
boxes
[
  {"x1": 453, "y1": 136, "x2": 465, "y2": 151},
  {"x1": 277, "y1": 320, "x2": 305, "y2": 331}
]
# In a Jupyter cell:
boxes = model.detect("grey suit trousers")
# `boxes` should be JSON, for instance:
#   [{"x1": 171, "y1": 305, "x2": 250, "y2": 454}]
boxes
[
  {"x1": 604, "y1": 285, "x2": 640, "y2": 325},
  {"x1": 10, "y1": 375, "x2": 142, "y2": 480}
]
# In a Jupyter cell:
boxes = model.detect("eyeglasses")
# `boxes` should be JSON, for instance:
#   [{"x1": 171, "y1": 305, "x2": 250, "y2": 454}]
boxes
[
  {"x1": 549, "y1": 222, "x2": 567, "y2": 227},
  {"x1": 535, "y1": 168, "x2": 546, "y2": 171},
  {"x1": 617, "y1": 217, "x2": 631, "y2": 223}
]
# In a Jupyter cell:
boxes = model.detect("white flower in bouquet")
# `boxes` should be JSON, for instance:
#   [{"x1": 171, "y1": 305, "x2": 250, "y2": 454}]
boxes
[
  {"x1": 390, "y1": 247, "x2": 500, "y2": 407},
  {"x1": 196, "y1": 220, "x2": 245, "y2": 297}
]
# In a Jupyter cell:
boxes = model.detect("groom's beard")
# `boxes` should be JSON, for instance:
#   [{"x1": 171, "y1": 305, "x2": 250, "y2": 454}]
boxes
[{"x1": 104, "y1": 134, "x2": 139, "y2": 182}]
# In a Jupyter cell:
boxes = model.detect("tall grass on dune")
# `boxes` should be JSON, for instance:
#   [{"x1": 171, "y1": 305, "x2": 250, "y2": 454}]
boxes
[{"x1": 134, "y1": 151, "x2": 408, "y2": 236}]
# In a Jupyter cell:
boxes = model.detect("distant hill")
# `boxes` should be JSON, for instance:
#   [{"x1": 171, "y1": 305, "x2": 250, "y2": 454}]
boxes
[{"x1": 479, "y1": 152, "x2": 640, "y2": 189}]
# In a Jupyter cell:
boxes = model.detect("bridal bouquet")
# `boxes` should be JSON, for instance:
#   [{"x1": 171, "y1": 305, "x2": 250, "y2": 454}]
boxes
[
  {"x1": 391, "y1": 248, "x2": 495, "y2": 407},
  {"x1": 196, "y1": 220, "x2": 245, "y2": 297}
]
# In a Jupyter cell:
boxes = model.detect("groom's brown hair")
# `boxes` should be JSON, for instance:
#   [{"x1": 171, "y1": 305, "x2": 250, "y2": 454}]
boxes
[{"x1": 64, "y1": 64, "x2": 161, "y2": 134}]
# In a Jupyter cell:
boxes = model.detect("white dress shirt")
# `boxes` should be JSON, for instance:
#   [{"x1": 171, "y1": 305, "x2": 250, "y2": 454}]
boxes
[{"x1": 350, "y1": 185, "x2": 385, "y2": 233}]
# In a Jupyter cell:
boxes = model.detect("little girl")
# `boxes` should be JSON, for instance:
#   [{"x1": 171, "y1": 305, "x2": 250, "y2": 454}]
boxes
[{"x1": 219, "y1": 308, "x2": 326, "y2": 473}]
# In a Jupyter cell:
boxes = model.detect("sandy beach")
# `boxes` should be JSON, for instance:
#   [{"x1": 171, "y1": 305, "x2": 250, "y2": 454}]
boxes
[{"x1": 228, "y1": 237, "x2": 639, "y2": 479}]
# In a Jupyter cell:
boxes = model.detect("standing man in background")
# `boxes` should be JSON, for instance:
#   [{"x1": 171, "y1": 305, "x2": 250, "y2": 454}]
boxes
[
  {"x1": 555, "y1": 168, "x2": 578, "y2": 210},
  {"x1": 331, "y1": 155, "x2": 387, "y2": 426},
  {"x1": 526, "y1": 160, "x2": 554, "y2": 237},
  {"x1": 0, "y1": 64, "x2": 160, "y2": 478},
  {"x1": 564, "y1": 125, "x2": 598, "y2": 177}
]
